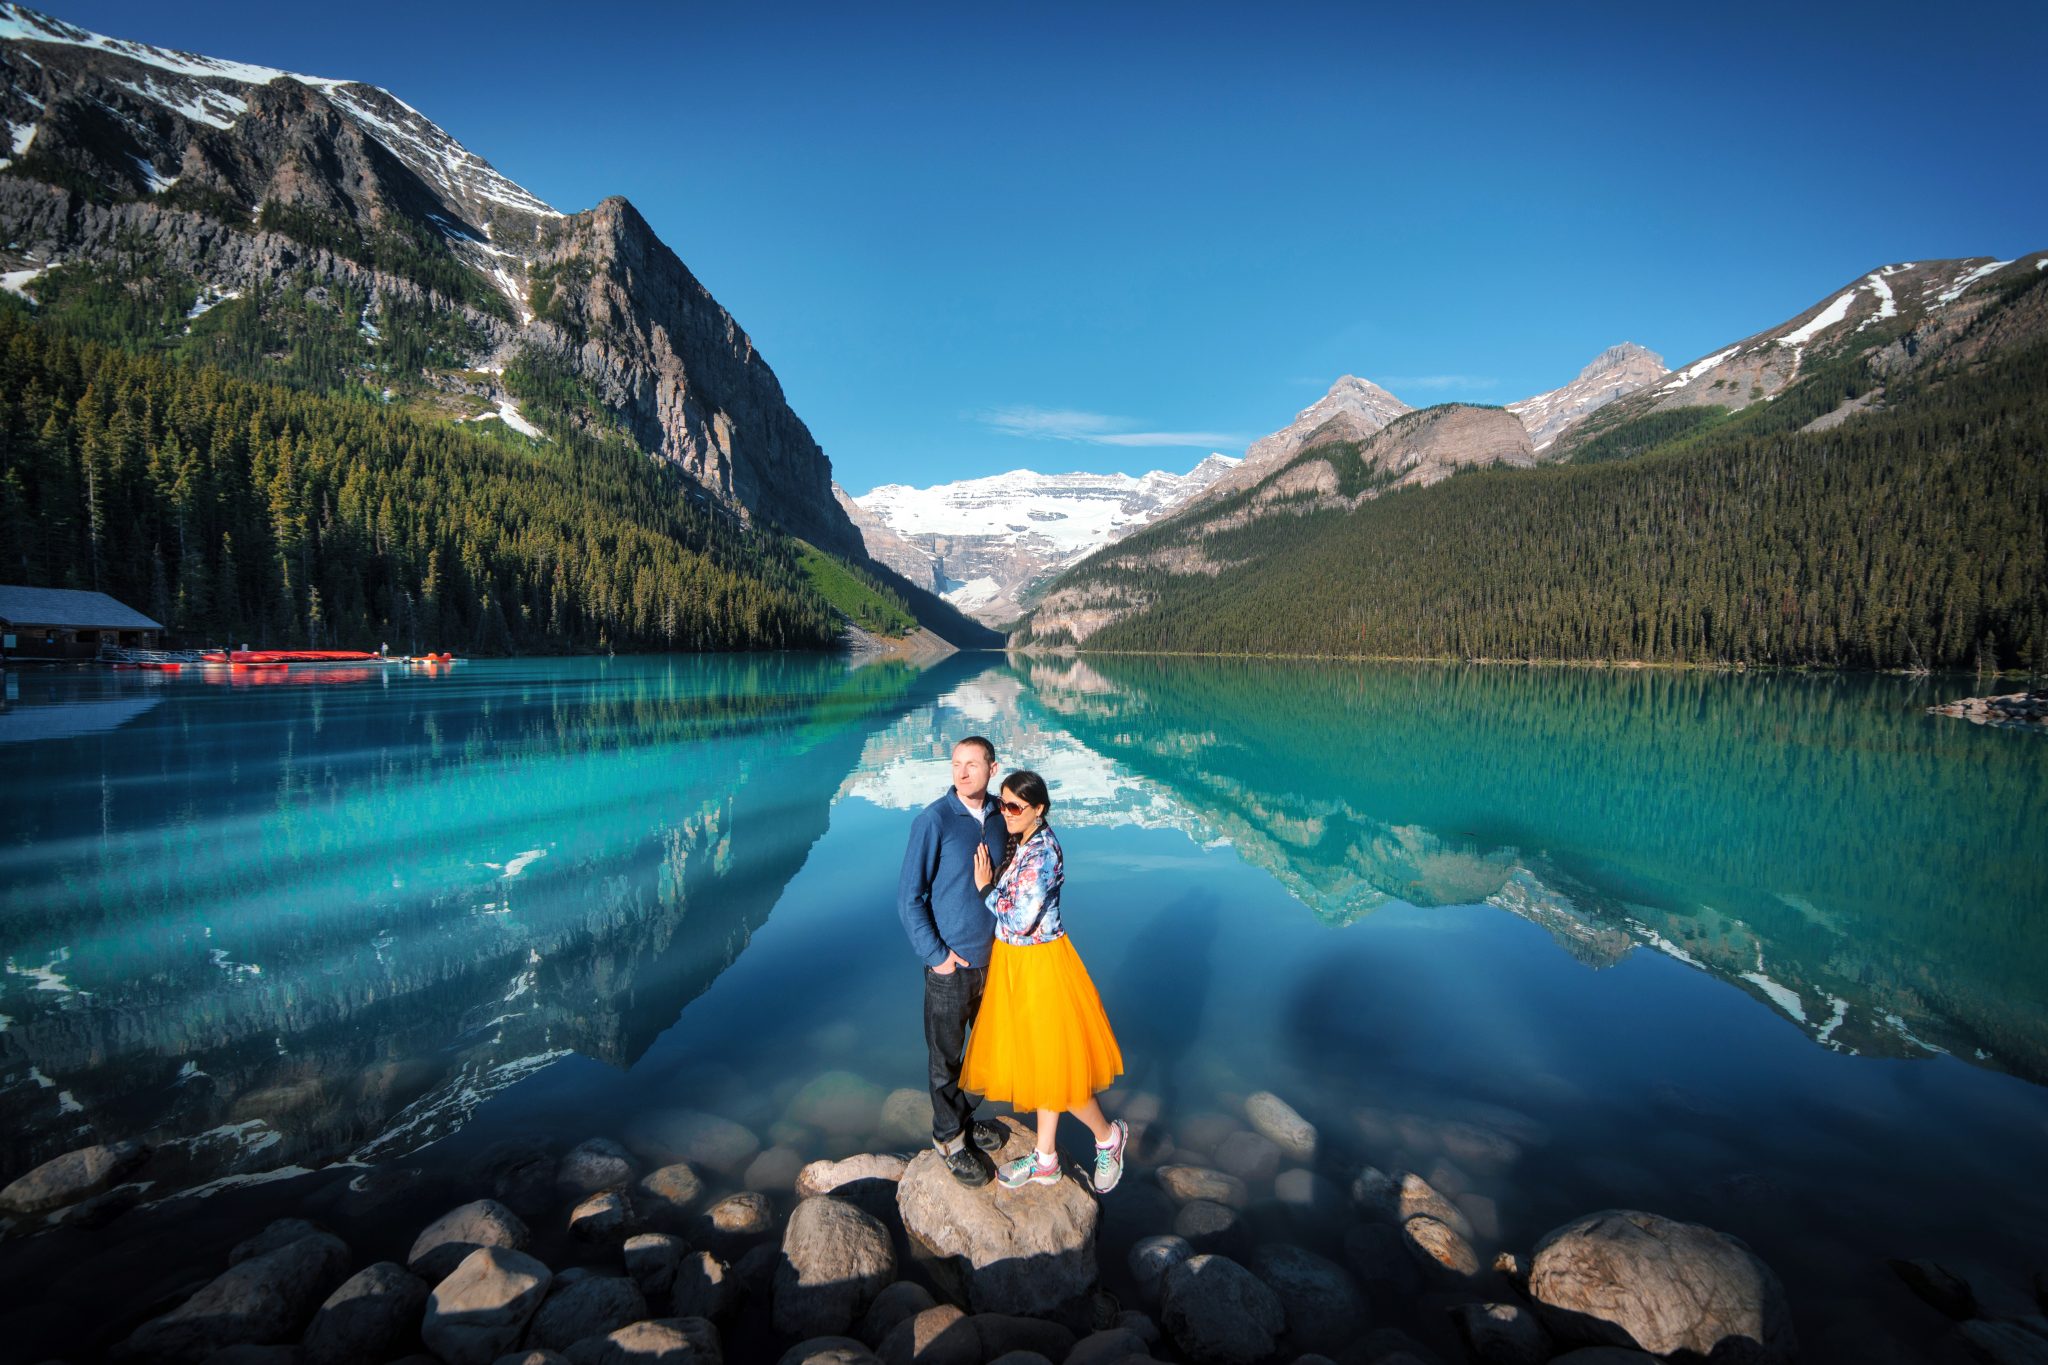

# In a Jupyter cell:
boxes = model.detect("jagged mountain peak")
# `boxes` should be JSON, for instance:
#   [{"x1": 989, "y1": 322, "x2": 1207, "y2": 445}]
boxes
[
  {"x1": 1578, "y1": 341, "x2": 1664, "y2": 378},
  {"x1": 1507, "y1": 341, "x2": 1669, "y2": 452}
]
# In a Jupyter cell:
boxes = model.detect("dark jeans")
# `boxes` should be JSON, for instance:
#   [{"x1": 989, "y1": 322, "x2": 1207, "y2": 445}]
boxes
[{"x1": 923, "y1": 962, "x2": 986, "y2": 1148}]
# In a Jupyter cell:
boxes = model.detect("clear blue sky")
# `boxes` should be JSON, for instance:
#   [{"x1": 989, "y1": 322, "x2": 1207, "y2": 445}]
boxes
[{"x1": 53, "y1": 0, "x2": 2048, "y2": 493}]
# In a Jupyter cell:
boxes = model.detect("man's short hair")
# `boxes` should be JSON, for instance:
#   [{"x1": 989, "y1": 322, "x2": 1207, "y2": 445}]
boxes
[{"x1": 954, "y1": 735, "x2": 996, "y2": 764}]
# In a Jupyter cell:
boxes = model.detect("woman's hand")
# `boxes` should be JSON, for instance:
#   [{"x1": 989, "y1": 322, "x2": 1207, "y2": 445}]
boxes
[{"x1": 974, "y1": 842, "x2": 994, "y2": 893}]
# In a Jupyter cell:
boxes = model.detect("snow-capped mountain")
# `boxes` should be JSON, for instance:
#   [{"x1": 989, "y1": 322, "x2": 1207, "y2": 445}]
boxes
[
  {"x1": 0, "y1": 5, "x2": 558, "y2": 271},
  {"x1": 849, "y1": 453, "x2": 1240, "y2": 623},
  {"x1": 1506, "y1": 342, "x2": 1667, "y2": 451},
  {"x1": 1554, "y1": 256, "x2": 2048, "y2": 454}
]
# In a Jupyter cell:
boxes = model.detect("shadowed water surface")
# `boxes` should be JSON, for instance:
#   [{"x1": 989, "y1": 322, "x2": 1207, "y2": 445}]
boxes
[{"x1": 0, "y1": 654, "x2": 2043, "y2": 1361}]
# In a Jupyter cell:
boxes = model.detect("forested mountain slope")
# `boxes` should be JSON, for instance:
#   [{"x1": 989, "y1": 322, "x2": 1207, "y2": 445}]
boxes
[
  {"x1": 0, "y1": 5, "x2": 997, "y2": 649},
  {"x1": 1019, "y1": 259, "x2": 2048, "y2": 671}
]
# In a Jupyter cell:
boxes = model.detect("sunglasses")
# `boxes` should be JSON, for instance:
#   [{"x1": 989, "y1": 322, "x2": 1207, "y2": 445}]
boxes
[{"x1": 999, "y1": 799, "x2": 1032, "y2": 815}]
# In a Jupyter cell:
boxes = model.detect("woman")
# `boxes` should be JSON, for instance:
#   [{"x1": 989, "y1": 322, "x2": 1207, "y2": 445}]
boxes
[{"x1": 961, "y1": 769, "x2": 1128, "y2": 1192}]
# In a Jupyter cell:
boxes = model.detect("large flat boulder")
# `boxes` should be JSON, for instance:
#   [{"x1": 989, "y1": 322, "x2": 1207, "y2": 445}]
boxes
[
  {"x1": 896, "y1": 1124, "x2": 1099, "y2": 1316},
  {"x1": 0, "y1": 1139, "x2": 149, "y2": 1215},
  {"x1": 1529, "y1": 1210, "x2": 1794, "y2": 1364}
]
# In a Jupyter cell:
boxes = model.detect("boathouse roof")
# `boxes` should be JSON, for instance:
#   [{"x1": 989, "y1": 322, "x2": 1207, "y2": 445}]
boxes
[{"x1": 0, "y1": 585, "x2": 164, "y2": 630}]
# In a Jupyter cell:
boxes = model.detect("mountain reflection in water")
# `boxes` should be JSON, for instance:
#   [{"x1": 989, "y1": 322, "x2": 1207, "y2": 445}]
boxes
[
  {"x1": 1, "y1": 651, "x2": 2042, "y2": 1215},
  {"x1": 0, "y1": 655, "x2": 969, "y2": 1190},
  {"x1": 852, "y1": 656, "x2": 2048, "y2": 1082}
]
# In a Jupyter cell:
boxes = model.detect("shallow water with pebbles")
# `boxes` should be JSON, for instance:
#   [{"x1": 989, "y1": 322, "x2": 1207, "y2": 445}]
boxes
[{"x1": 1, "y1": 654, "x2": 2044, "y2": 1361}]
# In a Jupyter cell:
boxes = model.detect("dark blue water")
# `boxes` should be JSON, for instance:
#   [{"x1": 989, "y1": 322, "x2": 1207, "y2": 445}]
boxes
[{"x1": 1, "y1": 654, "x2": 2043, "y2": 1359}]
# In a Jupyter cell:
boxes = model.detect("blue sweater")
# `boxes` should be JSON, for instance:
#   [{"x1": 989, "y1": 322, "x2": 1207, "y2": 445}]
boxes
[{"x1": 897, "y1": 789, "x2": 1007, "y2": 968}]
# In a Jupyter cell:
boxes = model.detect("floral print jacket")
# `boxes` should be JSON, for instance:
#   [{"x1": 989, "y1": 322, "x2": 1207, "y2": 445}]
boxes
[{"x1": 984, "y1": 824, "x2": 1065, "y2": 946}]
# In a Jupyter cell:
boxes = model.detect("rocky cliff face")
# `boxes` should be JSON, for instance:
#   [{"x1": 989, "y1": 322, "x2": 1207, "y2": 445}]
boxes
[
  {"x1": 0, "y1": 5, "x2": 874, "y2": 565},
  {"x1": 524, "y1": 198, "x2": 861, "y2": 557},
  {"x1": 1507, "y1": 341, "x2": 1667, "y2": 451}
]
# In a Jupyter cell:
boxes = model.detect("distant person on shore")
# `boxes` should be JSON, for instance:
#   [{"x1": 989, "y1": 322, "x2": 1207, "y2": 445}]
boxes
[
  {"x1": 897, "y1": 736, "x2": 1010, "y2": 1186},
  {"x1": 962, "y1": 769, "x2": 1128, "y2": 1192}
]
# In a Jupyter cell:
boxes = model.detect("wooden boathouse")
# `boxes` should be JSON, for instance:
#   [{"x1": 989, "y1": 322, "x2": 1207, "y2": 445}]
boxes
[{"x1": 0, "y1": 586, "x2": 164, "y2": 663}]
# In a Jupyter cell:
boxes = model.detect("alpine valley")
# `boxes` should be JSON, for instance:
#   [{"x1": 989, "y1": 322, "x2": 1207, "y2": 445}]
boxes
[{"x1": 0, "y1": 5, "x2": 998, "y2": 655}]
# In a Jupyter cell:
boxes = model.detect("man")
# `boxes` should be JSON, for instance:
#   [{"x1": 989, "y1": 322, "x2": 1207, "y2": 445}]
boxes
[{"x1": 897, "y1": 735, "x2": 1009, "y2": 1186}]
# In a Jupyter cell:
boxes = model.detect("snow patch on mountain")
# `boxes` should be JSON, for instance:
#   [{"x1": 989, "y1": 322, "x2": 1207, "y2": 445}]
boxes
[
  {"x1": 0, "y1": 3, "x2": 559, "y2": 224},
  {"x1": 853, "y1": 452, "x2": 1240, "y2": 622}
]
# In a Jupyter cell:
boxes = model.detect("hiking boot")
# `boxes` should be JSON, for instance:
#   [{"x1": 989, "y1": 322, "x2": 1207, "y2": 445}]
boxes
[
  {"x1": 1091, "y1": 1119, "x2": 1129, "y2": 1194},
  {"x1": 969, "y1": 1119, "x2": 1007, "y2": 1153},
  {"x1": 942, "y1": 1144, "x2": 991, "y2": 1188},
  {"x1": 998, "y1": 1151, "x2": 1062, "y2": 1189}
]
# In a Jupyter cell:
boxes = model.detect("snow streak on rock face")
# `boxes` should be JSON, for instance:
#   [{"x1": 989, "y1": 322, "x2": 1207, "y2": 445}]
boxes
[{"x1": 0, "y1": 3, "x2": 558, "y2": 236}]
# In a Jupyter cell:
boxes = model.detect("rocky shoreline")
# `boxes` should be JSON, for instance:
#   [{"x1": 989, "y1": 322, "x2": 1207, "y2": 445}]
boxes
[
  {"x1": 1926, "y1": 690, "x2": 2048, "y2": 730},
  {"x1": 3, "y1": 1087, "x2": 2044, "y2": 1365}
]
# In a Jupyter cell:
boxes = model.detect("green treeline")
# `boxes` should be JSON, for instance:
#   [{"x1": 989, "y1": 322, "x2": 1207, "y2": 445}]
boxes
[
  {"x1": 1078, "y1": 338, "x2": 2048, "y2": 670},
  {"x1": 0, "y1": 310, "x2": 845, "y2": 653}
]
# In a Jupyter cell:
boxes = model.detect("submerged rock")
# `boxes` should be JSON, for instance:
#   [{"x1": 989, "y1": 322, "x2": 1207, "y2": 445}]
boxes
[
  {"x1": 896, "y1": 1127, "x2": 1099, "y2": 1316},
  {"x1": 1213, "y1": 1131, "x2": 1282, "y2": 1185},
  {"x1": 625, "y1": 1108, "x2": 761, "y2": 1177},
  {"x1": 1249, "y1": 1243, "x2": 1365, "y2": 1352},
  {"x1": 1398, "y1": 1173, "x2": 1473, "y2": 1239},
  {"x1": 1403, "y1": 1214, "x2": 1480, "y2": 1278},
  {"x1": 122, "y1": 1230, "x2": 352, "y2": 1361},
  {"x1": 557, "y1": 1138, "x2": 640, "y2": 1199},
  {"x1": 1156, "y1": 1164, "x2": 1249, "y2": 1209},
  {"x1": 1160, "y1": 1254, "x2": 1286, "y2": 1365},
  {"x1": 1453, "y1": 1302, "x2": 1554, "y2": 1365},
  {"x1": 1173, "y1": 1198, "x2": 1252, "y2": 1260},
  {"x1": 1129, "y1": 1234, "x2": 1194, "y2": 1304},
  {"x1": 1529, "y1": 1209, "x2": 1794, "y2": 1364},
  {"x1": 1888, "y1": 1257, "x2": 1979, "y2": 1319},
  {"x1": 0, "y1": 1139, "x2": 149, "y2": 1215},
  {"x1": 1243, "y1": 1092, "x2": 1316, "y2": 1162}
]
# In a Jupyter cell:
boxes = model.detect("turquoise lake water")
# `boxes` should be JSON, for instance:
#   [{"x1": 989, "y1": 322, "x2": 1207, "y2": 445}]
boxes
[{"x1": 1, "y1": 654, "x2": 2043, "y2": 1358}]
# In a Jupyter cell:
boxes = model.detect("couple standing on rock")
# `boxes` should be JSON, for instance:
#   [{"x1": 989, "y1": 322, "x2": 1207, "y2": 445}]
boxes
[{"x1": 896, "y1": 736, "x2": 1128, "y2": 1194}]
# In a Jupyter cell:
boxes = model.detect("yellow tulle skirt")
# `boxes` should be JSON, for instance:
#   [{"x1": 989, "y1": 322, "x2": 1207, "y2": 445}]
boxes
[{"x1": 960, "y1": 935, "x2": 1124, "y2": 1113}]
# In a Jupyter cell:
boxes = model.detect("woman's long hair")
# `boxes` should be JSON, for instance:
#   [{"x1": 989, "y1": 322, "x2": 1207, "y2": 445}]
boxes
[{"x1": 994, "y1": 769, "x2": 1052, "y2": 882}]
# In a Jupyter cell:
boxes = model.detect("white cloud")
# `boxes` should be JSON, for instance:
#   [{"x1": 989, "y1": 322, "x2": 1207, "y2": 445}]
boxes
[
  {"x1": 981, "y1": 405, "x2": 1248, "y2": 449},
  {"x1": 1374, "y1": 374, "x2": 1499, "y2": 391}
]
